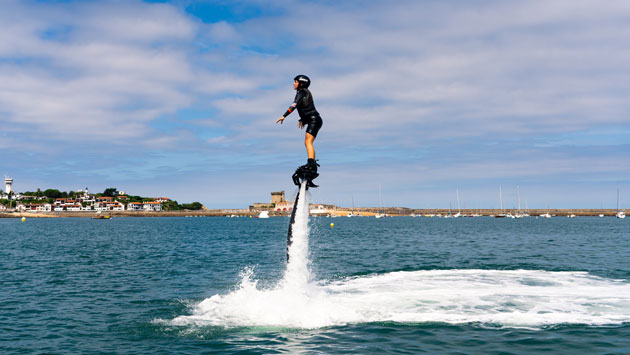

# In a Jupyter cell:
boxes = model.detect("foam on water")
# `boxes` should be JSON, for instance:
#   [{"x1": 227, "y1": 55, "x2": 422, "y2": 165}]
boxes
[
  {"x1": 169, "y1": 185, "x2": 630, "y2": 329},
  {"x1": 170, "y1": 268, "x2": 630, "y2": 329}
]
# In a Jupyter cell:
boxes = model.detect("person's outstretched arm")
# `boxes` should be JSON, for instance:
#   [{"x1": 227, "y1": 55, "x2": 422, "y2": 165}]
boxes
[{"x1": 276, "y1": 91, "x2": 305, "y2": 124}]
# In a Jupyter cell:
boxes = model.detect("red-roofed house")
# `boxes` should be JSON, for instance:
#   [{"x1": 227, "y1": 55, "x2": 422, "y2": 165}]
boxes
[{"x1": 95, "y1": 200, "x2": 124, "y2": 211}]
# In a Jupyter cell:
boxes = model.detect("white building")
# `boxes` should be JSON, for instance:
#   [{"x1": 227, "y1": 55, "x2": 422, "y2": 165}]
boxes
[
  {"x1": 17, "y1": 203, "x2": 52, "y2": 212},
  {"x1": 75, "y1": 188, "x2": 93, "y2": 202},
  {"x1": 143, "y1": 201, "x2": 163, "y2": 211},
  {"x1": 95, "y1": 201, "x2": 125, "y2": 211},
  {"x1": 127, "y1": 202, "x2": 143, "y2": 211},
  {"x1": 5, "y1": 176, "x2": 13, "y2": 194},
  {"x1": 66, "y1": 204, "x2": 82, "y2": 211},
  {"x1": 109, "y1": 202, "x2": 125, "y2": 211},
  {"x1": 22, "y1": 203, "x2": 52, "y2": 212},
  {"x1": 309, "y1": 204, "x2": 330, "y2": 215}
]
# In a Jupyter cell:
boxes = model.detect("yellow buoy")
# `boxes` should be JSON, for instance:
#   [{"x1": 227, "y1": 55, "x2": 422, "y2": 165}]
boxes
[
  {"x1": 330, "y1": 223, "x2": 334, "y2": 228},
  {"x1": 21, "y1": 217, "x2": 26, "y2": 222}
]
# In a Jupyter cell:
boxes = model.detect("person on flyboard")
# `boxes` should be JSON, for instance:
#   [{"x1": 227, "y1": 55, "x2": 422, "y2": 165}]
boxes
[{"x1": 276, "y1": 75, "x2": 322, "y2": 188}]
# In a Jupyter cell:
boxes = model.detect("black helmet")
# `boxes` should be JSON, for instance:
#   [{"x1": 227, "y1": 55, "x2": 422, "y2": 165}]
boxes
[{"x1": 294, "y1": 74, "x2": 311, "y2": 89}]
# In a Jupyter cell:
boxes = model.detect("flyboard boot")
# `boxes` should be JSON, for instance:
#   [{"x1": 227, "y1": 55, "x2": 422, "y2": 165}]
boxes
[{"x1": 292, "y1": 158, "x2": 320, "y2": 189}]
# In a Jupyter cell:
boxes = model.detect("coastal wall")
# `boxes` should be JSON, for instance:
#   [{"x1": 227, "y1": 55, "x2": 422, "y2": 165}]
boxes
[
  {"x1": 0, "y1": 209, "x2": 622, "y2": 218},
  {"x1": 329, "y1": 208, "x2": 621, "y2": 217}
]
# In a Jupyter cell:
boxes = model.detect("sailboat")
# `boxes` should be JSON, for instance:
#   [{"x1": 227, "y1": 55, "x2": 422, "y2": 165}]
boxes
[
  {"x1": 444, "y1": 201, "x2": 453, "y2": 218},
  {"x1": 453, "y1": 189, "x2": 462, "y2": 218},
  {"x1": 347, "y1": 194, "x2": 356, "y2": 217},
  {"x1": 523, "y1": 200, "x2": 530, "y2": 217},
  {"x1": 493, "y1": 185, "x2": 506, "y2": 218},
  {"x1": 514, "y1": 186, "x2": 524, "y2": 218},
  {"x1": 540, "y1": 200, "x2": 551, "y2": 218},
  {"x1": 617, "y1": 187, "x2": 626, "y2": 219},
  {"x1": 375, "y1": 184, "x2": 385, "y2": 218}
]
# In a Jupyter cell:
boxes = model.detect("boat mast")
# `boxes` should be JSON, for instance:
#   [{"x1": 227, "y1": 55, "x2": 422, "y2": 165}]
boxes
[
  {"x1": 499, "y1": 185, "x2": 504, "y2": 213},
  {"x1": 456, "y1": 188, "x2": 461, "y2": 213},
  {"x1": 379, "y1": 184, "x2": 382, "y2": 213},
  {"x1": 352, "y1": 194, "x2": 355, "y2": 214},
  {"x1": 517, "y1": 185, "x2": 521, "y2": 214},
  {"x1": 618, "y1": 186, "x2": 620, "y2": 212},
  {"x1": 546, "y1": 200, "x2": 549, "y2": 213}
]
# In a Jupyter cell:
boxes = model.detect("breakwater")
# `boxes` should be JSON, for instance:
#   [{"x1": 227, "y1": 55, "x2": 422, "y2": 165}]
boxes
[
  {"x1": 336, "y1": 208, "x2": 621, "y2": 217},
  {"x1": 0, "y1": 208, "x2": 622, "y2": 218}
]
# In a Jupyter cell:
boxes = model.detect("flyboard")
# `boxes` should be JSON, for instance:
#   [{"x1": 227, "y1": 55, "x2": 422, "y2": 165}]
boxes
[{"x1": 287, "y1": 162, "x2": 319, "y2": 261}]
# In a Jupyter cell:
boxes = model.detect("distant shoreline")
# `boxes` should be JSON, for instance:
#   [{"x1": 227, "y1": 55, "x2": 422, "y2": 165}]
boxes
[
  {"x1": 0, "y1": 210, "x2": 253, "y2": 218},
  {"x1": 0, "y1": 208, "x2": 623, "y2": 218}
]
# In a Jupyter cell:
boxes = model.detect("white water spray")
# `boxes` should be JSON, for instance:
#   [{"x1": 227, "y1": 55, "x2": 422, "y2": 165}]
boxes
[
  {"x1": 282, "y1": 182, "x2": 312, "y2": 291},
  {"x1": 170, "y1": 182, "x2": 331, "y2": 328},
  {"x1": 167, "y1": 185, "x2": 630, "y2": 329}
]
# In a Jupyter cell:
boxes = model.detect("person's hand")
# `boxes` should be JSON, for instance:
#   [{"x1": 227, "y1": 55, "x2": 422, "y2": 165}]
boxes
[
  {"x1": 276, "y1": 116, "x2": 285, "y2": 124},
  {"x1": 297, "y1": 121, "x2": 304, "y2": 129}
]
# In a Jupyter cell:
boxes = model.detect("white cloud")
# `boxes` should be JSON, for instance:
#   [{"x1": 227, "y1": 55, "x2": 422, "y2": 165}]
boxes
[
  {"x1": 2, "y1": 0, "x2": 629, "y2": 206},
  {"x1": 0, "y1": 0, "x2": 197, "y2": 142},
  {"x1": 217, "y1": 0, "x2": 630, "y2": 142},
  {"x1": 206, "y1": 21, "x2": 241, "y2": 43}
]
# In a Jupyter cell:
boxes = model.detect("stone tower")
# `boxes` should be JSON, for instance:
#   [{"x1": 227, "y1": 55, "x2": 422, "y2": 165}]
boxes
[{"x1": 270, "y1": 191, "x2": 285, "y2": 204}]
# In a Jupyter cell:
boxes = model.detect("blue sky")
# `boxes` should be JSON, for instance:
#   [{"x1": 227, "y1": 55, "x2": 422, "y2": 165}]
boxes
[{"x1": 1, "y1": 0, "x2": 629, "y2": 209}]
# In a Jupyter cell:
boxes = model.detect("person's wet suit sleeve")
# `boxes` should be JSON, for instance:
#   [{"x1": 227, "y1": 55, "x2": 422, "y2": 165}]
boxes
[{"x1": 282, "y1": 91, "x2": 306, "y2": 118}]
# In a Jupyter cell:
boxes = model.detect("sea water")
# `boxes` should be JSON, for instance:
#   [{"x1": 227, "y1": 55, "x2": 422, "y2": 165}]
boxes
[{"x1": 1, "y1": 207, "x2": 629, "y2": 353}]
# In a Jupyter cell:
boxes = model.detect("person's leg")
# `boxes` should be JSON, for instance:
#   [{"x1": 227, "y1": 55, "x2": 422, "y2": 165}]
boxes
[
  {"x1": 297, "y1": 126, "x2": 320, "y2": 188},
  {"x1": 302, "y1": 132, "x2": 319, "y2": 188},
  {"x1": 304, "y1": 133, "x2": 316, "y2": 160}
]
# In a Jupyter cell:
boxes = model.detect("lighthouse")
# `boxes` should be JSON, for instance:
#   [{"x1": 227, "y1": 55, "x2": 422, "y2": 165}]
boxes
[{"x1": 5, "y1": 176, "x2": 13, "y2": 194}]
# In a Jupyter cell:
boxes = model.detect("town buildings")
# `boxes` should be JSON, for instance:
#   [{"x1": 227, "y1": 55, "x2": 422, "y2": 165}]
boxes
[
  {"x1": 16, "y1": 196, "x2": 167, "y2": 212},
  {"x1": 1, "y1": 178, "x2": 170, "y2": 212}
]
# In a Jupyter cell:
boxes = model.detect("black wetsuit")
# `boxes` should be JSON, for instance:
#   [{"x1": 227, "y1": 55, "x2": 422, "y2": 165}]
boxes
[{"x1": 282, "y1": 88, "x2": 323, "y2": 138}]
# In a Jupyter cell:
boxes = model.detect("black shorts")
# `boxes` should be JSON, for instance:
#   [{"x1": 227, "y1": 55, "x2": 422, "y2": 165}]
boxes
[{"x1": 301, "y1": 115, "x2": 323, "y2": 138}]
